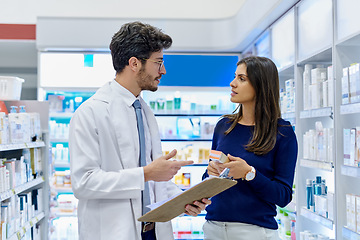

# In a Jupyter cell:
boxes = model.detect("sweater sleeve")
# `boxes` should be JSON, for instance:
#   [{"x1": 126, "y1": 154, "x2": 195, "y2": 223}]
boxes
[{"x1": 247, "y1": 128, "x2": 298, "y2": 207}]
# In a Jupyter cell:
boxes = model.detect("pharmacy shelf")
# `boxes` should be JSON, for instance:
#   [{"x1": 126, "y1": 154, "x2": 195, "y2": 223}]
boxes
[
  {"x1": 0, "y1": 177, "x2": 44, "y2": 201},
  {"x1": 161, "y1": 139, "x2": 212, "y2": 142},
  {"x1": 154, "y1": 111, "x2": 226, "y2": 116},
  {"x1": 175, "y1": 238, "x2": 203, "y2": 240},
  {"x1": 0, "y1": 141, "x2": 45, "y2": 151},
  {"x1": 53, "y1": 186, "x2": 73, "y2": 194},
  {"x1": 282, "y1": 112, "x2": 296, "y2": 120},
  {"x1": 300, "y1": 159, "x2": 334, "y2": 171},
  {"x1": 52, "y1": 210, "x2": 77, "y2": 218},
  {"x1": 340, "y1": 103, "x2": 360, "y2": 115},
  {"x1": 50, "y1": 138, "x2": 69, "y2": 143},
  {"x1": 49, "y1": 112, "x2": 74, "y2": 118},
  {"x1": 343, "y1": 227, "x2": 360, "y2": 240},
  {"x1": 53, "y1": 161, "x2": 70, "y2": 168},
  {"x1": 341, "y1": 165, "x2": 360, "y2": 178},
  {"x1": 6, "y1": 211, "x2": 45, "y2": 240},
  {"x1": 299, "y1": 107, "x2": 333, "y2": 119},
  {"x1": 300, "y1": 207, "x2": 334, "y2": 230}
]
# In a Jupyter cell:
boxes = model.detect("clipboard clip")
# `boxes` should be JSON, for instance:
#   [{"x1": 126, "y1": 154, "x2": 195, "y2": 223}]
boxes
[{"x1": 219, "y1": 168, "x2": 233, "y2": 179}]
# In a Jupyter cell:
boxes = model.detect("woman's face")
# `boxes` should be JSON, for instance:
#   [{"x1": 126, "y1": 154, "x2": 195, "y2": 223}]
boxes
[{"x1": 229, "y1": 63, "x2": 256, "y2": 104}]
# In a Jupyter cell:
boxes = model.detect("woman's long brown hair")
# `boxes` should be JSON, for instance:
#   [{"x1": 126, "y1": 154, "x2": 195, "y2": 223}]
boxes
[{"x1": 223, "y1": 56, "x2": 281, "y2": 155}]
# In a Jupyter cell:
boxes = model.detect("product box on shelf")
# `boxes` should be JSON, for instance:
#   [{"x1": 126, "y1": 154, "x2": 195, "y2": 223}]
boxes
[
  {"x1": 0, "y1": 76, "x2": 24, "y2": 101},
  {"x1": 346, "y1": 194, "x2": 356, "y2": 231},
  {"x1": 342, "y1": 67, "x2": 350, "y2": 105},
  {"x1": 356, "y1": 195, "x2": 360, "y2": 233}
]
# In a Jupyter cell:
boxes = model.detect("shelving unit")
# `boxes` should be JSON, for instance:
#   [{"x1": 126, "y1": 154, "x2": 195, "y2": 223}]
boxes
[
  {"x1": 343, "y1": 226, "x2": 360, "y2": 240},
  {"x1": 300, "y1": 207, "x2": 334, "y2": 230},
  {"x1": 38, "y1": 88, "x2": 95, "y2": 240},
  {"x1": 0, "y1": 178, "x2": 44, "y2": 202},
  {"x1": 245, "y1": 0, "x2": 360, "y2": 238},
  {"x1": 334, "y1": 0, "x2": 360, "y2": 238},
  {"x1": 38, "y1": 51, "x2": 103, "y2": 239},
  {"x1": 6, "y1": 212, "x2": 45, "y2": 240},
  {"x1": 0, "y1": 100, "x2": 50, "y2": 240},
  {"x1": 300, "y1": 159, "x2": 334, "y2": 172}
]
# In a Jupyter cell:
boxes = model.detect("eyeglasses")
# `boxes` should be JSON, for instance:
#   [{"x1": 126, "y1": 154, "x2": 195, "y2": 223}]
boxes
[{"x1": 141, "y1": 58, "x2": 164, "y2": 72}]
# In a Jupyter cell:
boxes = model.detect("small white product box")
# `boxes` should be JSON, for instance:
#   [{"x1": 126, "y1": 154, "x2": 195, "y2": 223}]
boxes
[{"x1": 0, "y1": 76, "x2": 24, "y2": 101}]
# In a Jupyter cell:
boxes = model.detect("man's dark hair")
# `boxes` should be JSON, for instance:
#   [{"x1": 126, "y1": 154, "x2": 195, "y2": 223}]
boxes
[{"x1": 109, "y1": 21, "x2": 172, "y2": 73}]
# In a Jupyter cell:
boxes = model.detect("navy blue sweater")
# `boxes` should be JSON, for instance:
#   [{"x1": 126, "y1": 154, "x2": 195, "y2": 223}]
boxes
[{"x1": 203, "y1": 117, "x2": 298, "y2": 229}]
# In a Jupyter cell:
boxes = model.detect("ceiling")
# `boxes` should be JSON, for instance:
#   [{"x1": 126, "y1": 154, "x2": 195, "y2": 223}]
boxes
[{"x1": 0, "y1": 0, "x2": 299, "y2": 70}]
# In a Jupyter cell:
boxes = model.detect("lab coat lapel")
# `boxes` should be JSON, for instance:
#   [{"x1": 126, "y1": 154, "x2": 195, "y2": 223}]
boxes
[
  {"x1": 110, "y1": 98, "x2": 138, "y2": 169},
  {"x1": 94, "y1": 82, "x2": 139, "y2": 169}
]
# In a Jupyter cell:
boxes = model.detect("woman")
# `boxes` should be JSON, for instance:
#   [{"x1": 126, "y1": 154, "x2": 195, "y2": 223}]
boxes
[{"x1": 203, "y1": 56, "x2": 298, "y2": 239}]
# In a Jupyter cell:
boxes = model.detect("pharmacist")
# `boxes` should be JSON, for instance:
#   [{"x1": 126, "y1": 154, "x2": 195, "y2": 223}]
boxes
[{"x1": 69, "y1": 21, "x2": 210, "y2": 240}]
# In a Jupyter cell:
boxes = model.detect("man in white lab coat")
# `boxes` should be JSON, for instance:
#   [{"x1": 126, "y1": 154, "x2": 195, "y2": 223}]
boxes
[{"x1": 69, "y1": 21, "x2": 210, "y2": 240}]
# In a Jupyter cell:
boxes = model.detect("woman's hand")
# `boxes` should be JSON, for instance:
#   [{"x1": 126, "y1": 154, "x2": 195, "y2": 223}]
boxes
[
  {"x1": 207, "y1": 160, "x2": 226, "y2": 177},
  {"x1": 222, "y1": 154, "x2": 252, "y2": 179}
]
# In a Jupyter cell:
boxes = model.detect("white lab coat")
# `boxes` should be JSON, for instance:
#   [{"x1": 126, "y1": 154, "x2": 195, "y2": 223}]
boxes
[{"x1": 69, "y1": 81, "x2": 181, "y2": 240}]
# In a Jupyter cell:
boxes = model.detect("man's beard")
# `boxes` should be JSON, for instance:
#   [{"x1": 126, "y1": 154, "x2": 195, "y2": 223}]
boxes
[{"x1": 137, "y1": 68, "x2": 159, "y2": 92}]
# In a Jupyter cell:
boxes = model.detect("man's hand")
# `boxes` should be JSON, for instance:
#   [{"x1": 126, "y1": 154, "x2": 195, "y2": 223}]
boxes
[
  {"x1": 185, "y1": 198, "x2": 211, "y2": 216},
  {"x1": 144, "y1": 149, "x2": 193, "y2": 182}
]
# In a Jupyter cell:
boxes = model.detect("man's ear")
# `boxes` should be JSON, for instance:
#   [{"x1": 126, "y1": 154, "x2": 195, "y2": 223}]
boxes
[{"x1": 128, "y1": 57, "x2": 141, "y2": 72}]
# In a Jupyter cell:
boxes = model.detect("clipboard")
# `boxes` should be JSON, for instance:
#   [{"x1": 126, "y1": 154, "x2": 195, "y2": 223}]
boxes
[{"x1": 138, "y1": 177, "x2": 237, "y2": 222}]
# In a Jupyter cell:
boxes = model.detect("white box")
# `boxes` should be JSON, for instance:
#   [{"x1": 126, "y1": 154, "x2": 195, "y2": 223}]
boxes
[
  {"x1": 328, "y1": 77, "x2": 334, "y2": 107},
  {"x1": 350, "y1": 128, "x2": 357, "y2": 166},
  {"x1": 342, "y1": 67, "x2": 350, "y2": 104},
  {"x1": 322, "y1": 80, "x2": 328, "y2": 107},
  {"x1": 344, "y1": 129, "x2": 351, "y2": 166},
  {"x1": 327, "y1": 65, "x2": 333, "y2": 81},
  {"x1": 347, "y1": 194, "x2": 357, "y2": 231},
  {"x1": 311, "y1": 67, "x2": 327, "y2": 84},
  {"x1": 349, "y1": 64, "x2": 357, "y2": 103},
  {"x1": 0, "y1": 76, "x2": 24, "y2": 101},
  {"x1": 303, "y1": 66, "x2": 312, "y2": 110},
  {"x1": 356, "y1": 195, "x2": 360, "y2": 233},
  {"x1": 327, "y1": 192, "x2": 334, "y2": 220},
  {"x1": 356, "y1": 63, "x2": 360, "y2": 103},
  {"x1": 356, "y1": 127, "x2": 360, "y2": 167}
]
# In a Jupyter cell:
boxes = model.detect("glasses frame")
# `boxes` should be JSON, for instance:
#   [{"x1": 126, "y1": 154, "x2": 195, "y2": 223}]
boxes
[{"x1": 141, "y1": 58, "x2": 164, "y2": 72}]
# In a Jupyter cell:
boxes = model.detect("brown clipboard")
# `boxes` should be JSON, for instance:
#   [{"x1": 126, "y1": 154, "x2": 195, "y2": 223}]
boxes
[{"x1": 138, "y1": 177, "x2": 237, "y2": 222}]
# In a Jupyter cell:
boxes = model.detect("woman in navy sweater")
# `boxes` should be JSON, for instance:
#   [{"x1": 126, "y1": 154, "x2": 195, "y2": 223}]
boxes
[{"x1": 203, "y1": 56, "x2": 298, "y2": 239}]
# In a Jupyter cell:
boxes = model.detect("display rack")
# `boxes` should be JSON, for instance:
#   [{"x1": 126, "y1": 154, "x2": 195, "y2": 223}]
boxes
[
  {"x1": 0, "y1": 100, "x2": 50, "y2": 240},
  {"x1": 246, "y1": 0, "x2": 360, "y2": 238},
  {"x1": 38, "y1": 88, "x2": 95, "y2": 240}
]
